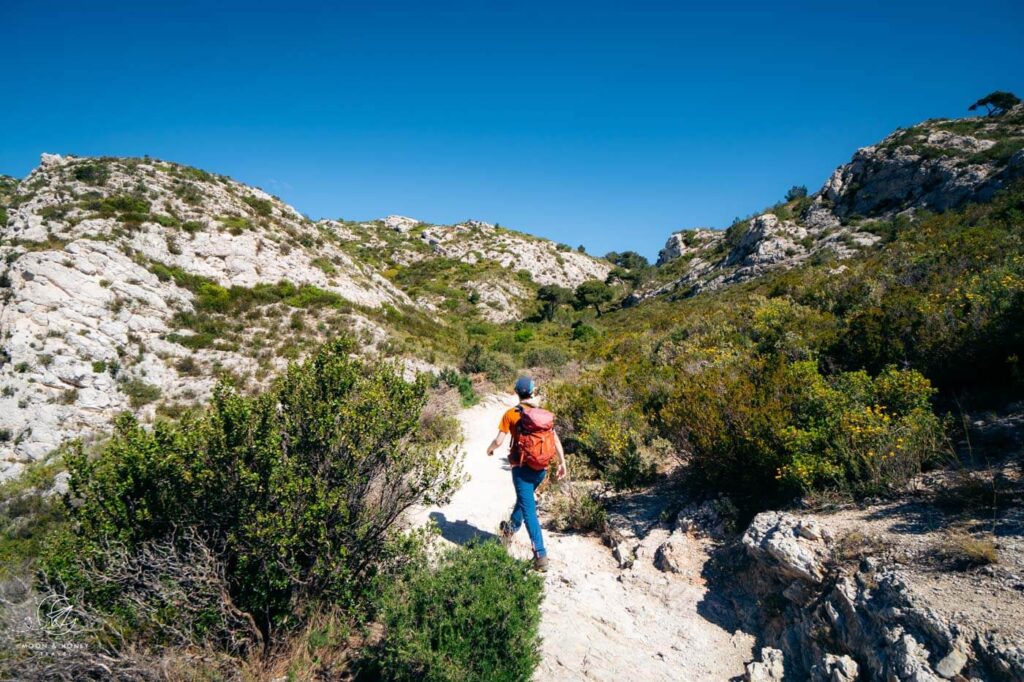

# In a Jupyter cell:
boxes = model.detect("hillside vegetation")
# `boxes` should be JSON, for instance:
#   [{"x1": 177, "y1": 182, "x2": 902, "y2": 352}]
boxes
[
  {"x1": 553, "y1": 179, "x2": 1024, "y2": 508},
  {"x1": 1, "y1": 99, "x2": 1023, "y2": 680}
]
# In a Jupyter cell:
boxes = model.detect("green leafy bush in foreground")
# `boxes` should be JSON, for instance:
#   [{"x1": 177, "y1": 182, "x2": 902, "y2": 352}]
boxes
[
  {"x1": 44, "y1": 338, "x2": 463, "y2": 640},
  {"x1": 367, "y1": 541, "x2": 543, "y2": 682}
]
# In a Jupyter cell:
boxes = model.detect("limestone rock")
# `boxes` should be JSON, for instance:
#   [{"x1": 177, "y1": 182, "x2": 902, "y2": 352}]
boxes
[
  {"x1": 745, "y1": 647, "x2": 785, "y2": 682},
  {"x1": 641, "y1": 110, "x2": 1023, "y2": 306},
  {"x1": 742, "y1": 511, "x2": 832, "y2": 584},
  {"x1": 382, "y1": 215, "x2": 419, "y2": 233},
  {"x1": 934, "y1": 642, "x2": 968, "y2": 679},
  {"x1": 657, "y1": 228, "x2": 721, "y2": 265},
  {"x1": 810, "y1": 654, "x2": 860, "y2": 682},
  {"x1": 653, "y1": 534, "x2": 685, "y2": 573},
  {"x1": 822, "y1": 112, "x2": 1024, "y2": 219},
  {"x1": 726, "y1": 214, "x2": 807, "y2": 268}
]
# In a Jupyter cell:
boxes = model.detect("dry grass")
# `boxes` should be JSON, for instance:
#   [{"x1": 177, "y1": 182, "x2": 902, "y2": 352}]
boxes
[
  {"x1": 547, "y1": 484, "x2": 607, "y2": 534},
  {"x1": 940, "y1": 532, "x2": 999, "y2": 568},
  {"x1": 249, "y1": 609, "x2": 370, "y2": 682},
  {"x1": 832, "y1": 530, "x2": 888, "y2": 564}
]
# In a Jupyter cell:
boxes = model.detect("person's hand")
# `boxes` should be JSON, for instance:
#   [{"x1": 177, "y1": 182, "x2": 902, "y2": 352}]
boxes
[
  {"x1": 556, "y1": 463, "x2": 567, "y2": 480},
  {"x1": 486, "y1": 448, "x2": 494, "y2": 457}
]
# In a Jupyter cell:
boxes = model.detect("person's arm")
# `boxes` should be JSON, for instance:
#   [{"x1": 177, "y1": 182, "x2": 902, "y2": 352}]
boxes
[
  {"x1": 486, "y1": 431, "x2": 507, "y2": 456},
  {"x1": 554, "y1": 431, "x2": 568, "y2": 480}
]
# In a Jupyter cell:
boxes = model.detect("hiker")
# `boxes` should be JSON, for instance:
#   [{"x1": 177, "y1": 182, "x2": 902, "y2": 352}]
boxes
[{"x1": 486, "y1": 376, "x2": 567, "y2": 571}]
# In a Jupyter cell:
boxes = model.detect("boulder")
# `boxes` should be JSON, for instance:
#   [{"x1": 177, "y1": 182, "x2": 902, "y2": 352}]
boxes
[
  {"x1": 745, "y1": 647, "x2": 785, "y2": 682},
  {"x1": 657, "y1": 228, "x2": 720, "y2": 265},
  {"x1": 653, "y1": 535, "x2": 685, "y2": 573},
  {"x1": 382, "y1": 215, "x2": 419, "y2": 233},
  {"x1": 810, "y1": 653, "x2": 860, "y2": 682},
  {"x1": 742, "y1": 511, "x2": 832, "y2": 584}
]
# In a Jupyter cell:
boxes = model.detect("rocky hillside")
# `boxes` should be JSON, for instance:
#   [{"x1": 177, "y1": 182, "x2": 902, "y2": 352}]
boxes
[
  {"x1": 0, "y1": 154, "x2": 609, "y2": 480},
  {"x1": 641, "y1": 106, "x2": 1024, "y2": 302},
  {"x1": 325, "y1": 214, "x2": 608, "y2": 323}
]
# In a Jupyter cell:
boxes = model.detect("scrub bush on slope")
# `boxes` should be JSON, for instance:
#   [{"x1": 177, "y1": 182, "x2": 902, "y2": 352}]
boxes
[{"x1": 41, "y1": 338, "x2": 463, "y2": 649}]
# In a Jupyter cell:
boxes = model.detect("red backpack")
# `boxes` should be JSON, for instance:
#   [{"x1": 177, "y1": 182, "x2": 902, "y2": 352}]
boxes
[{"x1": 513, "y1": 406, "x2": 557, "y2": 471}]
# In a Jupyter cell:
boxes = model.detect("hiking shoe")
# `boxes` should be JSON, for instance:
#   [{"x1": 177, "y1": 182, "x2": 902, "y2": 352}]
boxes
[
  {"x1": 533, "y1": 555, "x2": 549, "y2": 572},
  {"x1": 499, "y1": 521, "x2": 514, "y2": 547}
]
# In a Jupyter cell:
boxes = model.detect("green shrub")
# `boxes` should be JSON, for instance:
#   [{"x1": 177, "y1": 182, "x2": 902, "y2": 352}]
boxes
[
  {"x1": 368, "y1": 542, "x2": 543, "y2": 682},
  {"x1": 153, "y1": 213, "x2": 180, "y2": 228},
  {"x1": 84, "y1": 194, "x2": 150, "y2": 221},
  {"x1": 571, "y1": 322, "x2": 598, "y2": 342},
  {"x1": 0, "y1": 458, "x2": 67, "y2": 580},
  {"x1": 439, "y1": 368, "x2": 478, "y2": 407},
  {"x1": 549, "y1": 383, "x2": 657, "y2": 490},
  {"x1": 220, "y1": 215, "x2": 251, "y2": 234},
  {"x1": 46, "y1": 339, "x2": 462, "y2": 636},
  {"x1": 661, "y1": 358, "x2": 943, "y2": 505},
  {"x1": 548, "y1": 486, "x2": 606, "y2": 533},
  {"x1": 513, "y1": 327, "x2": 534, "y2": 343},
  {"x1": 461, "y1": 344, "x2": 516, "y2": 384},
  {"x1": 120, "y1": 378, "x2": 161, "y2": 408},
  {"x1": 243, "y1": 195, "x2": 273, "y2": 216},
  {"x1": 311, "y1": 256, "x2": 337, "y2": 275},
  {"x1": 523, "y1": 344, "x2": 568, "y2": 369},
  {"x1": 72, "y1": 163, "x2": 110, "y2": 186}
]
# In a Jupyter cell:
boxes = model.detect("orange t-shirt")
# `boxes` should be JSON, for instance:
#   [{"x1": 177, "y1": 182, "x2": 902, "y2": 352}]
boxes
[{"x1": 499, "y1": 406, "x2": 524, "y2": 465}]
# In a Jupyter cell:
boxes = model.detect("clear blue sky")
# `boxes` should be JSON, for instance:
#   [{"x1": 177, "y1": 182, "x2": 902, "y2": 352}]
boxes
[{"x1": 3, "y1": 1, "x2": 1022, "y2": 259}]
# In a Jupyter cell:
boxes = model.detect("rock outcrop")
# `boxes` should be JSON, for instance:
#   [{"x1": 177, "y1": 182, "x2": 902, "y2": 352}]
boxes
[
  {"x1": 824, "y1": 109, "x2": 1024, "y2": 219},
  {"x1": 742, "y1": 511, "x2": 833, "y2": 584},
  {"x1": 730, "y1": 510, "x2": 1024, "y2": 681},
  {"x1": 644, "y1": 107, "x2": 1024, "y2": 302},
  {"x1": 656, "y1": 228, "x2": 721, "y2": 266}
]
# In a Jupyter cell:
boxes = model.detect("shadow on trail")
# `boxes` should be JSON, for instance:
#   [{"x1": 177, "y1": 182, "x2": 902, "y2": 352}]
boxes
[
  {"x1": 429, "y1": 511, "x2": 499, "y2": 545},
  {"x1": 697, "y1": 542, "x2": 763, "y2": 671}
]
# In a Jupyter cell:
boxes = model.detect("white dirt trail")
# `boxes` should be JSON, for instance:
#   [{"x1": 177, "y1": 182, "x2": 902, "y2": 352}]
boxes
[{"x1": 413, "y1": 394, "x2": 755, "y2": 681}]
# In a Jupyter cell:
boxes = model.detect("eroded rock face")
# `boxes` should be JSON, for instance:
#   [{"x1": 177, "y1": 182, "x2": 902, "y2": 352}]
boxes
[
  {"x1": 810, "y1": 653, "x2": 860, "y2": 682},
  {"x1": 735, "y1": 511, "x2": 1024, "y2": 682},
  {"x1": 422, "y1": 221, "x2": 611, "y2": 289},
  {"x1": 382, "y1": 215, "x2": 419, "y2": 233},
  {"x1": 742, "y1": 511, "x2": 833, "y2": 584},
  {"x1": 823, "y1": 144, "x2": 1020, "y2": 220}
]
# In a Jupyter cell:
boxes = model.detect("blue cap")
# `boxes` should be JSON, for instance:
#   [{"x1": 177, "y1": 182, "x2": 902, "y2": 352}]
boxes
[{"x1": 514, "y1": 376, "x2": 535, "y2": 398}]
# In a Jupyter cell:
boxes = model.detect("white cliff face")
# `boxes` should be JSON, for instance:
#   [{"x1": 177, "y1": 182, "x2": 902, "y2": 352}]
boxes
[
  {"x1": 4, "y1": 154, "x2": 401, "y2": 308},
  {"x1": 636, "y1": 213, "x2": 878, "y2": 303},
  {"x1": 422, "y1": 221, "x2": 610, "y2": 289},
  {"x1": 0, "y1": 155, "x2": 408, "y2": 479}
]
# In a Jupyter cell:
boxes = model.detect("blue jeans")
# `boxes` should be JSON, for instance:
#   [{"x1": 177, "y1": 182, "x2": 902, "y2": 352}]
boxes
[{"x1": 510, "y1": 466, "x2": 547, "y2": 558}]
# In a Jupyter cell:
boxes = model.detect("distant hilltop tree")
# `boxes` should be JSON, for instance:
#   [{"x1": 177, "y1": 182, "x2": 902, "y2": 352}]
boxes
[
  {"x1": 604, "y1": 250, "x2": 649, "y2": 270},
  {"x1": 785, "y1": 185, "x2": 808, "y2": 202},
  {"x1": 969, "y1": 91, "x2": 1020, "y2": 117}
]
